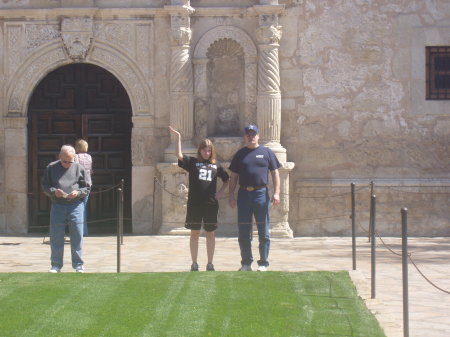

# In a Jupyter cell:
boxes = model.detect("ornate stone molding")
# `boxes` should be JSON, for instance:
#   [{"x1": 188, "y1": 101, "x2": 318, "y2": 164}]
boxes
[
  {"x1": 25, "y1": 24, "x2": 60, "y2": 51},
  {"x1": 258, "y1": 46, "x2": 280, "y2": 93},
  {"x1": 7, "y1": 44, "x2": 66, "y2": 114},
  {"x1": 90, "y1": 45, "x2": 152, "y2": 114},
  {"x1": 256, "y1": 25, "x2": 282, "y2": 45},
  {"x1": 6, "y1": 25, "x2": 23, "y2": 77},
  {"x1": 171, "y1": 26, "x2": 192, "y2": 47},
  {"x1": 194, "y1": 26, "x2": 257, "y2": 59},
  {"x1": 6, "y1": 41, "x2": 152, "y2": 117},
  {"x1": 61, "y1": 17, "x2": 94, "y2": 60}
]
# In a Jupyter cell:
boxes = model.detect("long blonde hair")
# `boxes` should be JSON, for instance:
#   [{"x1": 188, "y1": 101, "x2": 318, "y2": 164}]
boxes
[{"x1": 197, "y1": 139, "x2": 216, "y2": 164}]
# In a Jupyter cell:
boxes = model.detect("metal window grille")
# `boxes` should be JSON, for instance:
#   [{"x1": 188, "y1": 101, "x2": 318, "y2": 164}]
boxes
[{"x1": 426, "y1": 46, "x2": 450, "y2": 100}]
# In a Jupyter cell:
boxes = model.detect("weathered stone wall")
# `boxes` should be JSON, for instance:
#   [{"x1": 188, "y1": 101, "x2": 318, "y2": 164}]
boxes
[{"x1": 278, "y1": 0, "x2": 450, "y2": 235}]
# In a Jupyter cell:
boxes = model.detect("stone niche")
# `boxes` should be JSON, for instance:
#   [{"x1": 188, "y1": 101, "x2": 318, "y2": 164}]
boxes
[{"x1": 206, "y1": 38, "x2": 244, "y2": 137}]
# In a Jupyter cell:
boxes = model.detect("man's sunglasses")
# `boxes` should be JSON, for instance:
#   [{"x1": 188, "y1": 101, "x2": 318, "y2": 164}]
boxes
[{"x1": 61, "y1": 160, "x2": 74, "y2": 164}]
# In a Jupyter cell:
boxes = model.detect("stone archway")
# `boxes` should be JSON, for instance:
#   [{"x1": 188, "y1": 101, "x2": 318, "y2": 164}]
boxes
[
  {"x1": 28, "y1": 63, "x2": 132, "y2": 234},
  {"x1": 4, "y1": 40, "x2": 153, "y2": 233}
]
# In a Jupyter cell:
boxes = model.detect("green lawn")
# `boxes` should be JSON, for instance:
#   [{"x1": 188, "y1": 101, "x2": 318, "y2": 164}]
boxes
[{"x1": 0, "y1": 271, "x2": 385, "y2": 337}]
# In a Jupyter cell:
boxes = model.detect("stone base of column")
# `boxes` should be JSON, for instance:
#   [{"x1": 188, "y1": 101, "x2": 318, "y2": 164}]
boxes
[
  {"x1": 269, "y1": 222, "x2": 294, "y2": 238},
  {"x1": 262, "y1": 140, "x2": 286, "y2": 162},
  {"x1": 155, "y1": 162, "x2": 189, "y2": 234},
  {"x1": 159, "y1": 226, "x2": 191, "y2": 235}
]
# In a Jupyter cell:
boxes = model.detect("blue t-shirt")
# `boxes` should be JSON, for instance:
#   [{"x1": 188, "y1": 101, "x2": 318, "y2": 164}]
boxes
[{"x1": 229, "y1": 146, "x2": 281, "y2": 187}]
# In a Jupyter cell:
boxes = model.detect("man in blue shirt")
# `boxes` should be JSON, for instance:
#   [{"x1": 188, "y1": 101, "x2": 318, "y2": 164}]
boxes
[
  {"x1": 229, "y1": 125, "x2": 281, "y2": 271},
  {"x1": 42, "y1": 145, "x2": 90, "y2": 273}
]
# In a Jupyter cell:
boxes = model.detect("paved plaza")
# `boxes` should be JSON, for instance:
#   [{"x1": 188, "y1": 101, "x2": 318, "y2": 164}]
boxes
[{"x1": 1, "y1": 235, "x2": 449, "y2": 337}]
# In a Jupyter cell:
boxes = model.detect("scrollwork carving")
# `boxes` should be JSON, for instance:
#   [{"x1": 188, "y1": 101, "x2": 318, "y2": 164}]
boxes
[
  {"x1": 171, "y1": 26, "x2": 192, "y2": 47},
  {"x1": 95, "y1": 23, "x2": 134, "y2": 57},
  {"x1": 8, "y1": 47, "x2": 66, "y2": 113},
  {"x1": 91, "y1": 47, "x2": 149, "y2": 113},
  {"x1": 7, "y1": 25, "x2": 23, "y2": 76},
  {"x1": 256, "y1": 25, "x2": 282, "y2": 45},
  {"x1": 26, "y1": 24, "x2": 60, "y2": 51}
]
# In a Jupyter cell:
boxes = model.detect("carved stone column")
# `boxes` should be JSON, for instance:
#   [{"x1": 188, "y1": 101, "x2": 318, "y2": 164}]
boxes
[
  {"x1": 164, "y1": 1, "x2": 196, "y2": 162},
  {"x1": 158, "y1": 1, "x2": 195, "y2": 234},
  {"x1": 255, "y1": 3, "x2": 286, "y2": 162},
  {"x1": 4, "y1": 117, "x2": 28, "y2": 234},
  {"x1": 255, "y1": 1, "x2": 294, "y2": 238}
]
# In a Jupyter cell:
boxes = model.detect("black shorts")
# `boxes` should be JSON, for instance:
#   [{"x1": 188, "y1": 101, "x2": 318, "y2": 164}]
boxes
[{"x1": 185, "y1": 203, "x2": 219, "y2": 232}]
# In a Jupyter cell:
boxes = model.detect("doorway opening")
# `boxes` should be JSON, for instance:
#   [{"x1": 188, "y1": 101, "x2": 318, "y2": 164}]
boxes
[{"x1": 28, "y1": 63, "x2": 132, "y2": 234}]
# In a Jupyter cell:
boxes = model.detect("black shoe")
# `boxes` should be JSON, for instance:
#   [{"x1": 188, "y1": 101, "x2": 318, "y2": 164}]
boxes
[
  {"x1": 206, "y1": 263, "x2": 215, "y2": 271},
  {"x1": 190, "y1": 263, "x2": 199, "y2": 271}
]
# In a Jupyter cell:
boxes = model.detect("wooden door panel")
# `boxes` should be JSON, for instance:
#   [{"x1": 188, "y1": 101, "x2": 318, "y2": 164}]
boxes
[{"x1": 28, "y1": 63, "x2": 132, "y2": 234}]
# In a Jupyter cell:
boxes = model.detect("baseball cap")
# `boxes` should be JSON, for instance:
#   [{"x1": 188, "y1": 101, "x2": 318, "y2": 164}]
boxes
[{"x1": 244, "y1": 124, "x2": 259, "y2": 134}]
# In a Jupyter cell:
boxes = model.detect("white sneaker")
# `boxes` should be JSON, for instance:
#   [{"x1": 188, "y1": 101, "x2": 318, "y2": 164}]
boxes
[
  {"x1": 75, "y1": 266, "x2": 84, "y2": 273},
  {"x1": 257, "y1": 265, "x2": 268, "y2": 272},
  {"x1": 238, "y1": 265, "x2": 252, "y2": 271},
  {"x1": 49, "y1": 266, "x2": 60, "y2": 273}
]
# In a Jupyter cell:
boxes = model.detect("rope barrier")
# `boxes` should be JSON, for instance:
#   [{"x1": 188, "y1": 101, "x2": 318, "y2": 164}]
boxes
[
  {"x1": 408, "y1": 255, "x2": 450, "y2": 295},
  {"x1": 6, "y1": 182, "x2": 122, "y2": 196},
  {"x1": 298, "y1": 186, "x2": 369, "y2": 199},
  {"x1": 22, "y1": 175, "x2": 450, "y2": 296},
  {"x1": 367, "y1": 227, "x2": 450, "y2": 295},
  {"x1": 354, "y1": 214, "x2": 449, "y2": 296}
]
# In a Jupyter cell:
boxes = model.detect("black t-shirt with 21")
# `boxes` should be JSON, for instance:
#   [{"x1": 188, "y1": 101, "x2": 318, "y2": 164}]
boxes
[{"x1": 178, "y1": 155, "x2": 229, "y2": 206}]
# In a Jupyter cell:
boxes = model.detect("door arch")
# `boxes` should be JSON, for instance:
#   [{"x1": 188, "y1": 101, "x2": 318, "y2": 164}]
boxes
[{"x1": 28, "y1": 63, "x2": 132, "y2": 234}]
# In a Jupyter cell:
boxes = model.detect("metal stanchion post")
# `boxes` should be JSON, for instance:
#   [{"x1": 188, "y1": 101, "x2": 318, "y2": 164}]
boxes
[
  {"x1": 120, "y1": 179, "x2": 124, "y2": 245},
  {"x1": 368, "y1": 181, "x2": 374, "y2": 242},
  {"x1": 152, "y1": 176, "x2": 156, "y2": 234},
  {"x1": 402, "y1": 208, "x2": 409, "y2": 337},
  {"x1": 370, "y1": 194, "x2": 376, "y2": 299},
  {"x1": 351, "y1": 183, "x2": 356, "y2": 270},
  {"x1": 117, "y1": 187, "x2": 122, "y2": 273}
]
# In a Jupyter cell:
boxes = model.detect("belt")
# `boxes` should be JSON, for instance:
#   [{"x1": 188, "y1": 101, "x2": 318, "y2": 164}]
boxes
[{"x1": 240, "y1": 185, "x2": 267, "y2": 192}]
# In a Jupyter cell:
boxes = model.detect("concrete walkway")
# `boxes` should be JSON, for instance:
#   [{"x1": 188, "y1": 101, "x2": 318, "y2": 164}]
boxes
[{"x1": 0, "y1": 235, "x2": 449, "y2": 337}]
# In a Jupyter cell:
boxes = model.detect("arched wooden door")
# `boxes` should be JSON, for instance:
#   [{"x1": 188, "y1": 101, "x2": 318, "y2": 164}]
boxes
[{"x1": 28, "y1": 64, "x2": 132, "y2": 234}]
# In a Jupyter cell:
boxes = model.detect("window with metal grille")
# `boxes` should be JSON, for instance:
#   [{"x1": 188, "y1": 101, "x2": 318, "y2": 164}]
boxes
[{"x1": 426, "y1": 46, "x2": 450, "y2": 100}]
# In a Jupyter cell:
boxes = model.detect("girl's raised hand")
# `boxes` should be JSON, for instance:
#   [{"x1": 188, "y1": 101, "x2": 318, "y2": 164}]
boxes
[{"x1": 168, "y1": 126, "x2": 181, "y2": 137}]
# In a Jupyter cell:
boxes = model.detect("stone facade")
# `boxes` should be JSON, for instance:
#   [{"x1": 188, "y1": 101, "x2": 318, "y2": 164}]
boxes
[{"x1": 0, "y1": 0, "x2": 449, "y2": 236}]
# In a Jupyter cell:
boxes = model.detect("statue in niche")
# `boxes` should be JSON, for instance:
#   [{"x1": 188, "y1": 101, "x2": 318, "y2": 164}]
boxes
[
  {"x1": 215, "y1": 106, "x2": 239, "y2": 135},
  {"x1": 206, "y1": 38, "x2": 244, "y2": 137}
]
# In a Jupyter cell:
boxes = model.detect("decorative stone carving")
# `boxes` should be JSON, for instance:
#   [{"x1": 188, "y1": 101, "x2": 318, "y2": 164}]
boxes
[
  {"x1": 61, "y1": 17, "x2": 93, "y2": 60},
  {"x1": 170, "y1": 46, "x2": 193, "y2": 92},
  {"x1": 256, "y1": 24, "x2": 282, "y2": 45},
  {"x1": 136, "y1": 23, "x2": 153, "y2": 80},
  {"x1": 25, "y1": 24, "x2": 60, "y2": 51},
  {"x1": 165, "y1": 10, "x2": 195, "y2": 162},
  {"x1": 8, "y1": 46, "x2": 66, "y2": 114},
  {"x1": 90, "y1": 46, "x2": 150, "y2": 113},
  {"x1": 7, "y1": 25, "x2": 23, "y2": 77},
  {"x1": 258, "y1": 46, "x2": 280, "y2": 93},
  {"x1": 194, "y1": 26, "x2": 257, "y2": 59},
  {"x1": 94, "y1": 23, "x2": 133, "y2": 56},
  {"x1": 171, "y1": 26, "x2": 192, "y2": 47}
]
